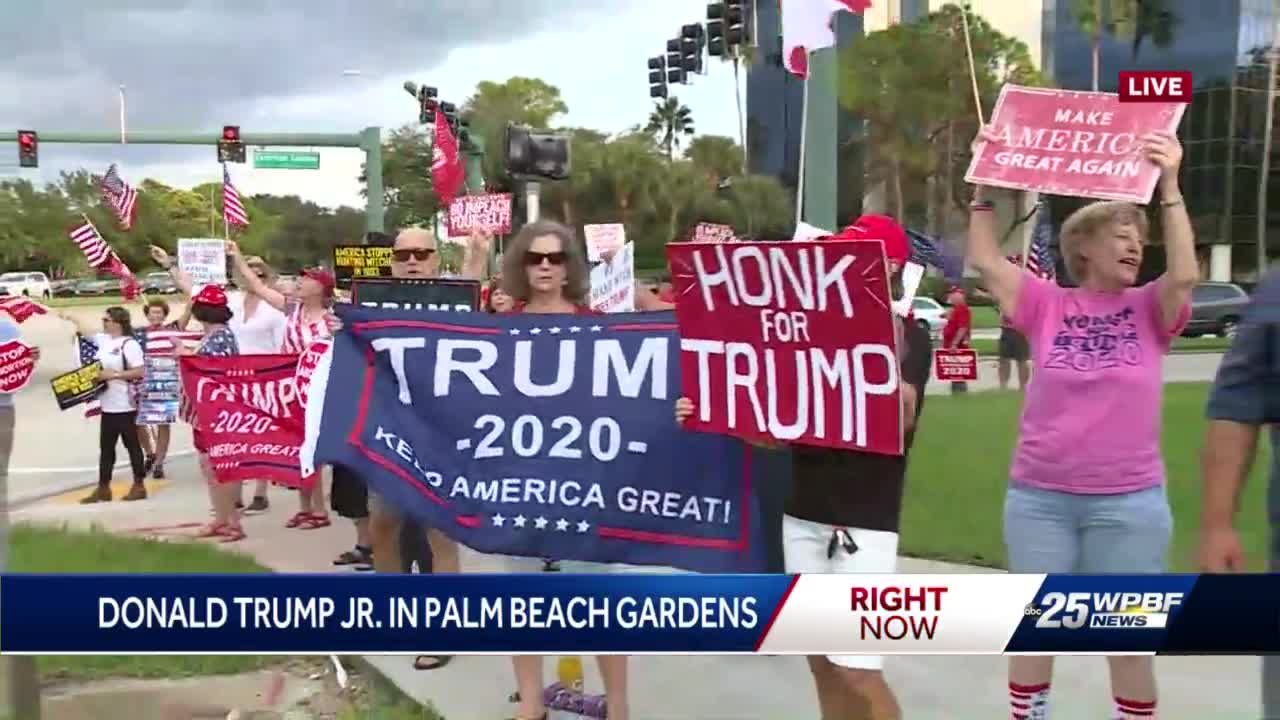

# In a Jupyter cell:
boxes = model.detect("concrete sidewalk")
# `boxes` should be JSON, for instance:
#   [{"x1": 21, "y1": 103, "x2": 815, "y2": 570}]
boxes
[{"x1": 13, "y1": 462, "x2": 1263, "y2": 719}]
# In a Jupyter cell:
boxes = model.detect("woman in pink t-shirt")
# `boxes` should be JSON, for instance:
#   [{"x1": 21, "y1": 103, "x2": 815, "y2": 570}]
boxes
[{"x1": 967, "y1": 129, "x2": 1197, "y2": 720}]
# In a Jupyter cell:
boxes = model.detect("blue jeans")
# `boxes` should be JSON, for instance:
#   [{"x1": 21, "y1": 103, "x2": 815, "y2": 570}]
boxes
[{"x1": 1003, "y1": 484, "x2": 1171, "y2": 573}]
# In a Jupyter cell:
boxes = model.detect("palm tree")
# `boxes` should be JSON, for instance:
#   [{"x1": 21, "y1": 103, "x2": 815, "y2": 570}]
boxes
[
  {"x1": 1070, "y1": 0, "x2": 1104, "y2": 90},
  {"x1": 1071, "y1": 0, "x2": 1179, "y2": 91},
  {"x1": 646, "y1": 98, "x2": 696, "y2": 161}
]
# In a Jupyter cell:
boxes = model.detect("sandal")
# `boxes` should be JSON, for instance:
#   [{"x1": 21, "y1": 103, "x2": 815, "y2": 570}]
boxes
[
  {"x1": 195, "y1": 522, "x2": 227, "y2": 538},
  {"x1": 413, "y1": 655, "x2": 453, "y2": 671},
  {"x1": 333, "y1": 547, "x2": 373, "y2": 567},
  {"x1": 217, "y1": 525, "x2": 246, "y2": 543},
  {"x1": 285, "y1": 512, "x2": 310, "y2": 528},
  {"x1": 298, "y1": 513, "x2": 331, "y2": 530}
]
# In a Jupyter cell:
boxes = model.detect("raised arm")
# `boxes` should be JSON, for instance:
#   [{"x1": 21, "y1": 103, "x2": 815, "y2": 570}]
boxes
[
  {"x1": 967, "y1": 185, "x2": 1025, "y2": 320},
  {"x1": 1144, "y1": 132, "x2": 1198, "y2": 331},
  {"x1": 57, "y1": 311, "x2": 96, "y2": 337},
  {"x1": 150, "y1": 245, "x2": 196, "y2": 297},
  {"x1": 225, "y1": 241, "x2": 288, "y2": 312},
  {"x1": 460, "y1": 231, "x2": 493, "y2": 281}
]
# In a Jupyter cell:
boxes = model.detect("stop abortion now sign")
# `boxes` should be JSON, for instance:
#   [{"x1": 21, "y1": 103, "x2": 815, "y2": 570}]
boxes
[
  {"x1": 0, "y1": 340, "x2": 37, "y2": 394},
  {"x1": 666, "y1": 240, "x2": 903, "y2": 456},
  {"x1": 965, "y1": 84, "x2": 1186, "y2": 203}
]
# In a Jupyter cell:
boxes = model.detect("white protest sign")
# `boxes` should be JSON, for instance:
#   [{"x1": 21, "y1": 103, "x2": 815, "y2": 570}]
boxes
[
  {"x1": 178, "y1": 238, "x2": 228, "y2": 287},
  {"x1": 584, "y1": 224, "x2": 626, "y2": 263},
  {"x1": 792, "y1": 222, "x2": 829, "y2": 242},
  {"x1": 891, "y1": 262, "x2": 925, "y2": 317},
  {"x1": 589, "y1": 242, "x2": 635, "y2": 313}
]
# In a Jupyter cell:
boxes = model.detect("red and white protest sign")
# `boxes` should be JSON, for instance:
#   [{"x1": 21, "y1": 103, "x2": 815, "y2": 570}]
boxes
[
  {"x1": 446, "y1": 193, "x2": 513, "y2": 235},
  {"x1": 934, "y1": 349, "x2": 978, "y2": 382},
  {"x1": 584, "y1": 224, "x2": 626, "y2": 262},
  {"x1": 295, "y1": 339, "x2": 331, "y2": 407},
  {"x1": 0, "y1": 340, "x2": 36, "y2": 393},
  {"x1": 692, "y1": 222, "x2": 736, "y2": 243},
  {"x1": 964, "y1": 84, "x2": 1186, "y2": 203},
  {"x1": 0, "y1": 296, "x2": 48, "y2": 324},
  {"x1": 180, "y1": 354, "x2": 315, "y2": 489},
  {"x1": 667, "y1": 240, "x2": 903, "y2": 455}
]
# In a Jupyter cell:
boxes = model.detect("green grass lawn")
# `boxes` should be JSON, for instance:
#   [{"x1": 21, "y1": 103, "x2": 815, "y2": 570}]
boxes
[
  {"x1": 902, "y1": 382, "x2": 1273, "y2": 570},
  {"x1": 968, "y1": 335, "x2": 1232, "y2": 357},
  {"x1": 7, "y1": 525, "x2": 274, "y2": 682}
]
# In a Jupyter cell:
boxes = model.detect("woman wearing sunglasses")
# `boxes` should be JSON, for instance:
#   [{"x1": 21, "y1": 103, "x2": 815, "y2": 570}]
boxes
[
  {"x1": 497, "y1": 220, "x2": 629, "y2": 720},
  {"x1": 60, "y1": 306, "x2": 148, "y2": 504},
  {"x1": 225, "y1": 240, "x2": 336, "y2": 531}
]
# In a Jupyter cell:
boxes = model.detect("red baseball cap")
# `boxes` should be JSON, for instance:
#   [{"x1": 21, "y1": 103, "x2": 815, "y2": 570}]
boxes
[
  {"x1": 838, "y1": 214, "x2": 911, "y2": 266},
  {"x1": 191, "y1": 284, "x2": 228, "y2": 307},
  {"x1": 302, "y1": 268, "x2": 336, "y2": 297}
]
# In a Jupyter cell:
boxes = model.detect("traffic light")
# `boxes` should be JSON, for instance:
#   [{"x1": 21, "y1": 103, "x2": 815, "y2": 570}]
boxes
[
  {"x1": 665, "y1": 38, "x2": 686, "y2": 84},
  {"x1": 16, "y1": 130, "x2": 37, "y2": 168},
  {"x1": 218, "y1": 125, "x2": 245, "y2": 163},
  {"x1": 707, "y1": 3, "x2": 726, "y2": 57},
  {"x1": 418, "y1": 85, "x2": 439, "y2": 124},
  {"x1": 681, "y1": 24, "x2": 705, "y2": 74},
  {"x1": 440, "y1": 101, "x2": 460, "y2": 134},
  {"x1": 726, "y1": 0, "x2": 750, "y2": 47},
  {"x1": 648, "y1": 56, "x2": 668, "y2": 98}
]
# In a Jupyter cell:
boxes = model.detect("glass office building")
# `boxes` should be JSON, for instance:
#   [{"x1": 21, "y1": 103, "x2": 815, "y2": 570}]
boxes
[{"x1": 1044, "y1": 0, "x2": 1279, "y2": 279}]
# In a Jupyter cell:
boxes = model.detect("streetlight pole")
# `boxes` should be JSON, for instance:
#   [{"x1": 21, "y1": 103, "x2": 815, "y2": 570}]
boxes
[
  {"x1": 1258, "y1": 28, "x2": 1278, "y2": 276},
  {"x1": 118, "y1": 85, "x2": 127, "y2": 144}
]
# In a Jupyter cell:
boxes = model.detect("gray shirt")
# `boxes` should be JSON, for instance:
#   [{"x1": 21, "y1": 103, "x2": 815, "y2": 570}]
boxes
[{"x1": 1205, "y1": 269, "x2": 1280, "y2": 517}]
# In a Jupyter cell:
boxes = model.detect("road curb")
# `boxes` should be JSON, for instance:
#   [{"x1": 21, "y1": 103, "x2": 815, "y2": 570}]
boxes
[{"x1": 9, "y1": 451, "x2": 197, "y2": 509}]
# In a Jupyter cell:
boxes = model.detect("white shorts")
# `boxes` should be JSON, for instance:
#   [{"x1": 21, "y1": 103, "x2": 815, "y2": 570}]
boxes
[{"x1": 782, "y1": 515, "x2": 899, "y2": 671}]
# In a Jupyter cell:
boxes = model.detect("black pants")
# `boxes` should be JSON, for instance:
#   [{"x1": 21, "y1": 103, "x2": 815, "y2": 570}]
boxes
[
  {"x1": 330, "y1": 465, "x2": 369, "y2": 519},
  {"x1": 100, "y1": 411, "x2": 145, "y2": 488},
  {"x1": 401, "y1": 518, "x2": 433, "y2": 573}
]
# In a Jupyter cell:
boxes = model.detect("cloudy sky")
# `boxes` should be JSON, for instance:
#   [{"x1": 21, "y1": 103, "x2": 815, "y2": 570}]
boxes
[{"x1": 1, "y1": 0, "x2": 740, "y2": 209}]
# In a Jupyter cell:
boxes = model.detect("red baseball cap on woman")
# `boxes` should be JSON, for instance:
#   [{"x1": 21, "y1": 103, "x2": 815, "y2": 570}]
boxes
[
  {"x1": 191, "y1": 284, "x2": 228, "y2": 307},
  {"x1": 302, "y1": 268, "x2": 336, "y2": 297},
  {"x1": 838, "y1": 214, "x2": 911, "y2": 266}
]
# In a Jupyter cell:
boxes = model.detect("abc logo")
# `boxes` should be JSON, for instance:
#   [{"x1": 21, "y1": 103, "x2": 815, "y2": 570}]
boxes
[{"x1": 1023, "y1": 604, "x2": 1042, "y2": 617}]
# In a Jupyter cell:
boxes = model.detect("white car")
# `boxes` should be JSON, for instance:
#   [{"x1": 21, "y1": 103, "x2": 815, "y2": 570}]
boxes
[
  {"x1": 910, "y1": 296, "x2": 948, "y2": 336},
  {"x1": 0, "y1": 271, "x2": 52, "y2": 299}
]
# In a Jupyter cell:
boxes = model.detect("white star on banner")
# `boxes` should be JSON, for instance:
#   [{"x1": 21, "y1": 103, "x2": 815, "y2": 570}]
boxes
[
  {"x1": 534, "y1": 516, "x2": 549, "y2": 530},
  {"x1": 549, "y1": 327, "x2": 562, "y2": 334},
  {"x1": 530, "y1": 327, "x2": 542, "y2": 335},
  {"x1": 513, "y1": 515, "x2": 527, "y2": 528},
  {"x1": 590, "y1": 325, "x2": 603, "y2": 332},
  {"x1": 492, "y1": 514, "x2": 506, "y2": 527},
  {"x1": 555, "y1": 518, "x2": 570, "y2": 531},
  {"x1": 569, "y1": 326, "x2": 582, "y2": 333},
  {"x1": 509, "y1": 329, "x2": 521, "y2": 335},
  {"x1": 576, "y1": 520, "x2": 590, "y2": 533}
]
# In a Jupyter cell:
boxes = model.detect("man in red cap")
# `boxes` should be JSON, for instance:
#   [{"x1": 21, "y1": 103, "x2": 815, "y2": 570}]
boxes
[
  {"x1": 941, "y1": 285, "x2": 972, "y2": 394},
  {"x1": 786, "y1": 213, "x2": 930, "y2": 720}
]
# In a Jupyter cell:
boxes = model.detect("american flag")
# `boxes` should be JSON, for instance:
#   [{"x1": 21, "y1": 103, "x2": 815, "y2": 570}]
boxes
[
  {"x1": 0, "y1": 295, "x2": 47, "y2": 324},
  {"x1": 222, "y1": 165, "x2": 249, "y2": 229},
  {"x1": 1026, "y1": 200, "x2": 1057, "y2": 279},
  {"x1": 76, "y1": 334, "x2": 102, "y2": 418},
  {"x1": 68, "y1": 219, "x2": 141, "y2": 300},
  {"x1": 905, "y1": 228, "x2": 945, "y2": 271},
  {"x1": 100, "y1": 164, "x2": 138, "y2": 230},
  {"x1": 141, "y1": 328, "x2": 202, "y2": 356}
]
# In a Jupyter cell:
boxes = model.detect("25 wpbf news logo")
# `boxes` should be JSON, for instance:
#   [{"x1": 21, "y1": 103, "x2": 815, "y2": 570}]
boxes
[{"x1": 1023, "y1": 592, "x2": 1184, "y2": 629}]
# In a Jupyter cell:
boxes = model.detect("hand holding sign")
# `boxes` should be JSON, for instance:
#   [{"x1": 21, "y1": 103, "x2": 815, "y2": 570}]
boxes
[{"x1": 1141, "y1": 131, "x2": 1182, "y2": 182}]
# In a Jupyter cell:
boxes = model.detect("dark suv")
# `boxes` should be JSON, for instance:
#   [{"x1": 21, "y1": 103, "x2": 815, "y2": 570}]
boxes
[{"x1": 1183, "y1": 282, "x2": 1250, "y2": 338}]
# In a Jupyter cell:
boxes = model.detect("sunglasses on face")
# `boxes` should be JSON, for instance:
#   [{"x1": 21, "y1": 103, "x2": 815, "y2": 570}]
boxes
[
  {"x1": 524, "y1": 251, "x2": 567, "y2": 266},
  {"x1": 392, "y1": 248, "x2": 436, "y2": 262}
]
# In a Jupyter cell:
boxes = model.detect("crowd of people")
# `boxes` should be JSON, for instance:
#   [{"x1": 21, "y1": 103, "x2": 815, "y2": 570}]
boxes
[{"x1": 4, "y1": 121, "x2": 1280, "y2": 720}]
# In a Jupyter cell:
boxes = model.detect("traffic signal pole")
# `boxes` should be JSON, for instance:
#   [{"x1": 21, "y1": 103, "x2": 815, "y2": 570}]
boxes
[
  {"x1": 2, "y1": 128, "x2": 386, "y2": 233},
  {"x1": 801, "y1": 49, "x2": 838, "y2": 232}
]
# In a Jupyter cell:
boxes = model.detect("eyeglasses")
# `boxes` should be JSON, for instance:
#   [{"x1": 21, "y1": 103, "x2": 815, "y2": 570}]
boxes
[
  {"x1": 392, "y1": 248, "x2": 436, "y2": 262},
  {"x1": 524, "y1": 251, "x2": 567, "y2": 266}
]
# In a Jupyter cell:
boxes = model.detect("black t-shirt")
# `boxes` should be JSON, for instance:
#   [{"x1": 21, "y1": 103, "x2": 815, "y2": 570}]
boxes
[{"x1": 784, "y1": 321, "x2": 932, "y2": 532}]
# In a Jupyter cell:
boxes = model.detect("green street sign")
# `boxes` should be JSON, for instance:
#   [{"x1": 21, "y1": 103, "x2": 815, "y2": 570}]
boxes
[{"x1": 253, "y1": 150, "x2": 320, "y2": 170}]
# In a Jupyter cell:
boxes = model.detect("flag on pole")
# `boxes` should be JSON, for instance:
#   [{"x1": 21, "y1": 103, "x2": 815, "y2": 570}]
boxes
[
  {"x1": 222, "y1": 165, "x2": 249, "y2": 229},
  {"x1": 0, "y1": 295, "x2": 47, "y2": 324},
  {"x1": 68, "y1": 218, "x2": 141, "y2": 300},
  {"x1": 781, "y1": 0, "x2": 871, "y2": 78},
  {"x1": 100, "y1": 164, "x2": 139, "y2": 230},
  {"x1": 1026, "y1": 201, "x2": 1057, "y2": 279},
  {"x1": 76, "y1": 334, "x2": 102, "y2": 418},
  {"x1": 431, "y1": 112, "x2": 465, "y2": 207}
]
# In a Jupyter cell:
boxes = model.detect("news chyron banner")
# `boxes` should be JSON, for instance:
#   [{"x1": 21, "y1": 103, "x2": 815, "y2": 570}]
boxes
[{"x1": 1, "y1": 574, "x2": 1275, "y2": 654}]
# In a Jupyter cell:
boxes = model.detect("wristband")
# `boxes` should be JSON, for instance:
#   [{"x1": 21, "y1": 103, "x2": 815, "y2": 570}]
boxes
[
  {"x1": 1160, "y1": 197, "x2": 1184, "y2": 208},
  {"x1": 970, "y1": 201, "x2": 994, "y2": 212}
]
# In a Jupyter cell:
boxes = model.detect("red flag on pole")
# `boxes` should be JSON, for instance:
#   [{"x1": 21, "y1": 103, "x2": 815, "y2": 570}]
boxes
[{"x1": 431, "y1": 113, "x2": 465, "y2": 207}]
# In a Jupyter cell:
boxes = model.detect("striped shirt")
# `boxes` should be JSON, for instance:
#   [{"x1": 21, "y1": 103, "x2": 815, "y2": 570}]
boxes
[
  {"x1": 282, "y1": 302, "x2": 331, "y2": 354},
  {"x1": 136, "y1": 323, "x2": 203, "y2": 356}
]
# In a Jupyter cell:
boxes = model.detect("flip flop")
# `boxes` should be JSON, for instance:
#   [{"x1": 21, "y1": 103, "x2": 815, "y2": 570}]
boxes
[
  {"x1": 285, "y1": 512, "x2": 310, "y2": 528},
  {"x1": 413, "y1": 655, "x2": 453, "y2": 671},
  {"x1": 195, "y1": 522, "x2": 227, "y2": 538},
  {"x1": 217, "y1": 525, "x2": 246, "y2": 543},
  {"x1": 298, "y1": 514, "x2": 331, "y2": 530}
]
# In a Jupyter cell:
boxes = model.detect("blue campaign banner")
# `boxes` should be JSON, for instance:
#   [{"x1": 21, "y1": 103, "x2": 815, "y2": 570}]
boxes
[
  {"x1": 308, "y1": 306, "x2": 766, "y2": 573},
  {"x1": 1000, "y1": 574, "x2": 1280, "y2": 654},
  {"x1": 0, "y1": 574, "x2": 792, "y2": 654}
]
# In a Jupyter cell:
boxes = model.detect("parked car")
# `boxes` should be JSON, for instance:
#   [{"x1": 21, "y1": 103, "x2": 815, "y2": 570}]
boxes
[
  {"x1": 911, "y1": 296, "x2": 949, "y2": 337},
  {"x1": 1183, "y1": 282, "x2": 1250, "y2": 338},
  {"x1": 0, "y1": 271, "x2": 52, "y2": 299},
  {"x1": 74, "y1": 278, "x2": 121, "y2": 296},
  {"x1": 50, "y1": 279, "x2": 79, "y2": 297},
  {"x1": 141, "y1": 272, "x2": 178, "y2": 295}
]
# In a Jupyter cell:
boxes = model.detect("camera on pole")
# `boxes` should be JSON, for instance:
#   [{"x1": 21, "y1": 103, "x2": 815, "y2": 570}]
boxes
[
  {"x1": 666, "y1": 38, "x2": 686, "y2": 84},
  {"x1": 648, "y1": 56, "x2": 668, "y2": 98}
]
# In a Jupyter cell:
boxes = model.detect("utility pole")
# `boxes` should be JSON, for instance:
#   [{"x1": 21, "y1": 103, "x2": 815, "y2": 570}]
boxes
[{"x1": 802, "y1": 48, "x2": 839, "y2": 231}]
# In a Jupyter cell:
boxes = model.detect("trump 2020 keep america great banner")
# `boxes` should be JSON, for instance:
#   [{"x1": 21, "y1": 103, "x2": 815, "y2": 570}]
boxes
[
  {"x1": 302, "y1": 306, "x2": 765, "y2": 573},
  {"x1": 666, "y1": 240, "x2": 902, "y2": 455}
]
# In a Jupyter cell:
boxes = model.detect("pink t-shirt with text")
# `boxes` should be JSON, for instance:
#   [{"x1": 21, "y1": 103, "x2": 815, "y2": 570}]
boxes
[{"x1": 1009, "y1": 275, "x2": 1189, "y2": 494}]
